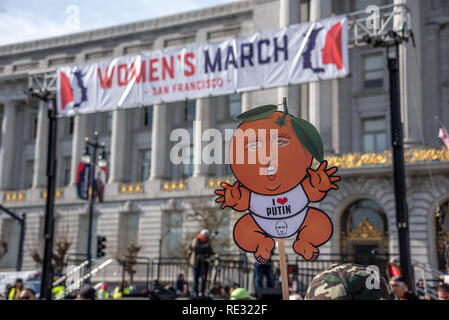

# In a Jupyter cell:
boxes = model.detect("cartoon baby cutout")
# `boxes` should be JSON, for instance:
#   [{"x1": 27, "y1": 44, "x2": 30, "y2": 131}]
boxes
[{"x1": 215, "y1": 99, "x2": 340, "y2": 263}]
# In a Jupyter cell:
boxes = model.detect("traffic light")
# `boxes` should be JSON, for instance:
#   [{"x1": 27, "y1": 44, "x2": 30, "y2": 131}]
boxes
[
  {"x1": 96, "y1": 235, "x2": 107, "y2": 258},
  {"x1": 287, "y1": 264, "x2": 298, "y2": 275}
]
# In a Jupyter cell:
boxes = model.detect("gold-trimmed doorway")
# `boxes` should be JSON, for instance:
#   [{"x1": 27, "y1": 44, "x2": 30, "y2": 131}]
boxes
[{"x1": 340, "y1": 199, "x2": 389, "y2": 268}]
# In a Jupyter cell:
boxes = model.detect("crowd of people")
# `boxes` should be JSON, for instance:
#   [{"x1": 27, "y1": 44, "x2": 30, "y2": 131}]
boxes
[
  {"x1": 4, "y1": 270, "x2": 447, "y2": 301},
  {"x1": 3, "y1": 279, "x2": 37, "y2": 300},
  {"x1": 1, "y1": 278, "x2": 133, "y2": 300},
  {"x1": 2, "y1": 228, "x2": 449, "y2": 301},
  {"x1": 2, "y1": 268, "x2": 449, "y2": 301}
]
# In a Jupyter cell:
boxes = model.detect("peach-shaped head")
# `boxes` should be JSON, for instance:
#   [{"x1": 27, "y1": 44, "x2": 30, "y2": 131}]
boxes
[{"x1": 229, "y1": 112, "x2": 312, "y2": 195}]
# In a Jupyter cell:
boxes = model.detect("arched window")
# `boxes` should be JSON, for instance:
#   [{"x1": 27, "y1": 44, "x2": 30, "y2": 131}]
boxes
[
  {"x1": 435, "y1": 201, "x2": 449, "y2": 272},
  {"x1": 340, "y1": 199, "x2": 389, "y2": 266}
]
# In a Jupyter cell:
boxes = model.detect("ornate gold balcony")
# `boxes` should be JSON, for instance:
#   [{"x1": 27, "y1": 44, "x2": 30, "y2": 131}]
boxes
[
  {"x1": 161, "y1": 179, "x2": 188, "y2": 192},
  {"x1": 119, "y1": 183, "x2": 144, "y2": 194},
  {"x1": 206, "y1": 177, "x2": 235, "y2": 190},
  {"x1": 327, "y1": 147, "x2": 449, "y2": 169},
  {"x1": 41, "y1": 189, "x2": 63, "y2": 200},
  {"x1": 4, "y1": 190, "x2": 26, "y2": 202}
]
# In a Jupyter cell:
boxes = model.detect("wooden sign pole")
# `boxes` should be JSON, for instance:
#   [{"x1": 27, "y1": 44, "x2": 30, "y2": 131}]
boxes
[{"x1": 277, "y1": 238, "x2": 289, "y2": 300}]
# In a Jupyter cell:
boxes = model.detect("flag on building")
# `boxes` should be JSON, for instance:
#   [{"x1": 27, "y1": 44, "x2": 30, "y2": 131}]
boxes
[
  {"x1": 439, "y1": 125, "x2": 449, "y2": 150},
  {"x1": 94, "y1": 165, "x2": 107, "y2": 203},
  {"x1": 76, "y1": 162, "x2": 91, "y2": 200}
]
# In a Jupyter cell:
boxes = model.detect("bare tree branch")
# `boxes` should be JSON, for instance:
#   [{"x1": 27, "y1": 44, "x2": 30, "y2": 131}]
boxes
[
  {"x1": 169, "y1": 201, "x2": 231, "y2": 258},
  {"x1": 0, "y1": 241, "x2": 8, "y2": 260},
  {"x1": 115, "y1": 243, "x2": 142, "y2": 283},
  {"x1": 28, "y1": 238, "x2": 72, "y2": 273}
]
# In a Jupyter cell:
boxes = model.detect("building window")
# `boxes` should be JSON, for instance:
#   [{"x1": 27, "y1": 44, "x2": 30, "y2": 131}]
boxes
[
  {"x1": 164, "y1": 35, "x2": 195, "y2": 48},
  {"x1": 228, "y1": 94, "x2": 241, "y2": 118},
  {"x1": 118, "y1": 212, "x2": 140, "y2": 258},
  {"x1": 184, "y1": 100, "x2": 196, "y2": 122},
  {"x1": 48, "y1": 56, "x2": 75, "y2": 67},
  {"x1": 65, "y1": 117, "x2": 74, "y2": 136},
  {"x1": 143, "y1": 106, "x2": 153, "y2": 128},
  {"x1": 25, "y1": 160, "x2": 34, "y2": 189},
  {"x1": 223, "y1": 140, "x2": 233, "y2": 176},
  {"x1": 162, "y1": 211, "x2": 183, "y2": 256},
  {"x1": 30, "y1": 112, "x2": 38, "y2": 140},
  {"x1": 85, "y1": 50, "x2": 113, "y2": 61},
  {"x1": 0, "y1": 219, "x2": 21, "y2": 268},
  {"x1": 224, "y1": 164, "x2": 233, "y2": 177},
  {"x1": 363, "y1": 53, "x2": 384, "y2": 89},
  {"x1": 124, "y1": 42, "x2": 153, "y2": 55},
  {"x1": 137, "y1": 149, "x2": 151, "y2": 181},
  {"x1": 77, "y1": 214, "x2": 98, "y2": 256},
  {"x1": 207, "y1": 26, "x2": 241, "y2": 40},
  {"x1": 214, "y1": 210, "x2": 230, "y2": 251},
  {"x1": 362, "y1": 118, "x2": 387, "y2": 153},
  {"x1": 61, "y1": 156, "x2": 72, "y2": 187},
  {"x1": 0, "y1": 107, "x2": 3, "y2": 146},
  {"x1": 182, "y1": 145, "x2": 194, "y2": 179},
  {"x1": 13, "y1": 62, "x2": 39, "y2": 72},
  {"x1": 105, "y1": 112, "x2": 113, "y2": 133}
]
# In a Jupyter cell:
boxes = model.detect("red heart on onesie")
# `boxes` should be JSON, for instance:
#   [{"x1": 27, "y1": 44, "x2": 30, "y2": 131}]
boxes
[{"x1": 277, "y1": 197, "x2": 288, "y2": 205}]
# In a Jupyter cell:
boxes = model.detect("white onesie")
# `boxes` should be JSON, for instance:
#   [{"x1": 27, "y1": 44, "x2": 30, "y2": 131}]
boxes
[{"x1": 249, "y1": 183, "x2": 309, "y2": 238}]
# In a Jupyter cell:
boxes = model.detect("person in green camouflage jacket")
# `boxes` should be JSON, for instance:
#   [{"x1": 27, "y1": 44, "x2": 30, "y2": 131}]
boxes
[{"x1": 304, "y1": 263, "x2": 399, "y2": 300}]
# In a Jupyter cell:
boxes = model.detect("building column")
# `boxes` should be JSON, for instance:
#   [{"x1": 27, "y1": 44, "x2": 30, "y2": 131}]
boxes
[
  {"x1": 193, "y1": 98, "x2": 211, "y2": 177},
  {"x1": 423, "y1": 23, "x2": 440, "y2": 146},
  {"x1": 149, "y1": 104, "x2": 168, "y2": 180},
  {"x1": 0, "y1": 102, "x2": 16, "y2": 190},
  {"x1": 69, "y1": 114, "x2": 88, "y2": 186},
  {"x1": 394, "y1": 0, "x2": 423, "y2": 146},
  {"x1": 32, "y1": 101, "x2": 49, "y2": 188},
  {"x1": 299, "y1": 0, "x2": 310, "y2": 120},
  {"x1": 308, "y1": 0, "x2": 334, "y2": 154},
  {"x1": 278, "y1": 0, "x2": 290, "y2": 109},
  {"x1": 241, "y1": 92, "x2": 252, "y2": 112},
  {"x1": 109, "y1": 109, "x2": 127, "y2": 183},
  {"x1": 278, "y1": 0, "x2": 301, "y2": 115}
]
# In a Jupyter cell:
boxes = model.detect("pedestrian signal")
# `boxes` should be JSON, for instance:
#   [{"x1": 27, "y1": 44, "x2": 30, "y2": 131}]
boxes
[{"x1": 96, "y1": 235, "x2": 107, "y2": 258}]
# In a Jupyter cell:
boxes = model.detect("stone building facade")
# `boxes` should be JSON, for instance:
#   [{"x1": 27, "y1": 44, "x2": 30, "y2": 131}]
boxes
[{"x1": 0, "y1": 0, "x2": 449, "y2": 275}]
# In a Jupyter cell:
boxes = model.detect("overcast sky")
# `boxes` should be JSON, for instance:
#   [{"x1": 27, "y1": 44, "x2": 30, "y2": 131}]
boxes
[{"x1": 0, "y1": 0, "x2": 236, "y2": 46}]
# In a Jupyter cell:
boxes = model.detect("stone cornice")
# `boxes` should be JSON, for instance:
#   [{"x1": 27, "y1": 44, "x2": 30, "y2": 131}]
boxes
[{"x1": 0, "y1": 0, "x2": 253, "y2": 57}]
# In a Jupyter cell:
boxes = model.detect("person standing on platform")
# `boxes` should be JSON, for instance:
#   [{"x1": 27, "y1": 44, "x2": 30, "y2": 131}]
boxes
[{"x1": 189, "y1": 229, "x2": 214, "y2": 297}]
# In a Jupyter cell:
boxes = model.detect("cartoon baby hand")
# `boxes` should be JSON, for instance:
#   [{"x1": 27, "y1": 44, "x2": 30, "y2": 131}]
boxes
[
  {"x1": 214, "y1": 182, "x2": 242, "y2": 209},
  {"x1": 307, "y1": 160, "x2": 340, "y2": 192}
]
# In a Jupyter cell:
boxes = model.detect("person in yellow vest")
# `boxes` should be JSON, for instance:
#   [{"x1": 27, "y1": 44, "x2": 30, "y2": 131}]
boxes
[
  {"x1": 52, "y1": 285, "x2": 66, "y2": 300},
  {"x1": 97, "y1": 283, "x2": 110, "y2": 299},
  {"x1": 8, "y1": 279, "x2": 23, "y2": 300},
  {"x1": 113, "y1": 281, "x2": 130, "y2": 299}
]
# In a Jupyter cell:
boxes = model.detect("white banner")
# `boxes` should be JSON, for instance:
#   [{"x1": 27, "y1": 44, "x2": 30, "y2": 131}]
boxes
[{"x1": 57, "y1": 16, "x2": 348, "y2": 116}]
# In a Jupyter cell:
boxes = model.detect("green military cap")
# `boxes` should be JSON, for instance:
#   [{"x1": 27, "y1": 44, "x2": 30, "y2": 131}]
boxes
[{"x1": 304, "y1": 263, "x2": 399, "y2": 300}]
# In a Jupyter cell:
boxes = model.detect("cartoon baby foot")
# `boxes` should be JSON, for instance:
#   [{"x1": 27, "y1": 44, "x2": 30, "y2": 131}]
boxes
[
  {"x1": 254, "y1": 237, "x2": 275, "y2": 263},
  {"x1": 293, "y1": 240, "x2": 320, "y2": 262}
]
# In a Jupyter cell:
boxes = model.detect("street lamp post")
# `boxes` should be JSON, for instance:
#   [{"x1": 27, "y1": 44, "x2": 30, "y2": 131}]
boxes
[
  {"x1": 83, "y1": 131, "x2": 107, "y2": 272},
  {"x1": 386, "y1": 39, "x2": 414, "y2": 292}
]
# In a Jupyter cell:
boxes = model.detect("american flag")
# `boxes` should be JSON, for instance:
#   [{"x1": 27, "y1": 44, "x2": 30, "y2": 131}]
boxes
[{"x1": 439, "y1": 126, "x2": 449, "y2": 150}]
